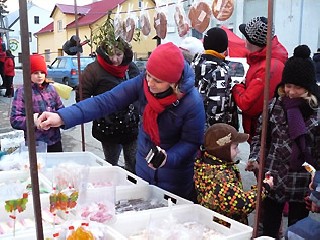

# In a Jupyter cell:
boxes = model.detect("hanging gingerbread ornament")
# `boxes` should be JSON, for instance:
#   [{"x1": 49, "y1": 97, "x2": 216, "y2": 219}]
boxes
[
  {"x1": 114, "y1": 5, "x2": 125, "y2": 41},
  {"x1": 140, "y1": 2, "x2": 151, "y2": 36},
  {"x1": 154, "y1": 3, "x2": 167, "y2": 40},
  {"x1": 174, "y1": 0, "x2": 190, "y2": 37},
  {"x1": 212, "y1": 0, "x2": 234, "y2": 21},
  {"x1": 188, "y1": 1, "x2": 211, "y2": 33},
  {"x1": 123, "y1": 4, "x2": 136, "y2": 42}
]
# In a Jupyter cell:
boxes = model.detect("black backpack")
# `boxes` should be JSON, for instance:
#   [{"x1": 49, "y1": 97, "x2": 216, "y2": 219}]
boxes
[{"x1": 194, "y1": 55, "x2": 239, "y2": 130}]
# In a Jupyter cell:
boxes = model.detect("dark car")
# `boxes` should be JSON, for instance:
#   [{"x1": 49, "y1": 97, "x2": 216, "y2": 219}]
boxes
[
  {"x1": 47, "y1": 56, "x2": 95, "y2": 88},
  {"x1": 134, "y1": 60, "x2": 147, "y2": 72},
  {"x1": 225, "y1": 57, "x2": 249, "y2": 87}
]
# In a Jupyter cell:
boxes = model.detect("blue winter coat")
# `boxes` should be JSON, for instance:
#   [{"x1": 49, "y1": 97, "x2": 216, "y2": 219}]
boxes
[{"x1": 57, "y1": 61, "x2": 205, "y2": 199}]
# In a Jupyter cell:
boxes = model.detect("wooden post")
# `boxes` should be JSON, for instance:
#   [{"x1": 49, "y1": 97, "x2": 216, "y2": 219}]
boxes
[
  {"x1": 18, "y1": 0, "x2": 44, "y2": 239},
  {"x1": 252, "y1": 0, "x2": 274, "y2": 238}
]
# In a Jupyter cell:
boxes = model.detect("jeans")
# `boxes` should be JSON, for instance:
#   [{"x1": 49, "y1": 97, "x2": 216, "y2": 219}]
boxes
[{"x1": 101, "y1": 139, "x2": 137, "y2": 174}]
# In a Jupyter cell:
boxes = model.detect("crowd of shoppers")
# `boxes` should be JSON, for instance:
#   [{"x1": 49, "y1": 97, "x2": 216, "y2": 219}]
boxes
[{"x1": 4, "y1": 13, "x2": 320, "y2": 240}]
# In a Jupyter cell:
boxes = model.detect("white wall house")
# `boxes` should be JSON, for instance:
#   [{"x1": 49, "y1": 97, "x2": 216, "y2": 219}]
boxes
[{"x1": 5, "y1": 2, "x2": 52, "y2": 67}]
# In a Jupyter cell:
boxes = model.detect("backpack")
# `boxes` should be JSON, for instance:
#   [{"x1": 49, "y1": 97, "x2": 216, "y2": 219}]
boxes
[{"x1": 193, "y1": 55, "x2": 239, "y2": 130}]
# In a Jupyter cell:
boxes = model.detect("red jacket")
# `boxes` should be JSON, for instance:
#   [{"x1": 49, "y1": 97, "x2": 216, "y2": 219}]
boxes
[
  {"x1": 232, "y1": 36, "x2": 288, "y2": 141},
  {"x1": 4, "y1": 56, "x2": 15, "y2": 76}
]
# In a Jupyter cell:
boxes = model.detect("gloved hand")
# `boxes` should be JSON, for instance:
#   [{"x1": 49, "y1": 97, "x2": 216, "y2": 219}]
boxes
[{"x1": 145, "y1": 146, "x2": 167, "y2": 169}]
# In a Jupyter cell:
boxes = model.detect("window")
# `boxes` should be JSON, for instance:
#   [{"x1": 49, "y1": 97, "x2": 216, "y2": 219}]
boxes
[
  {"x1": 192, "y1": 29, "x2": 203, "y2": 39},
  {"x1": 44, "y1": 49, "x2": 50, "y2": 62},
  {"x1": 139, "y1": 0, "x2": 143, "y2": 8},
  {"x1": 34, "y1": 16, "x2": 39, "y2": 24},
  {"x1": 57, "y1": 20, "x2": 63, "y2": 32},
  {"x1": 29, "y1": 32, "x2": 32, "y2": 42},
  {"x1": 57, "y1": 59, "x2": 67, "y2": 68}
]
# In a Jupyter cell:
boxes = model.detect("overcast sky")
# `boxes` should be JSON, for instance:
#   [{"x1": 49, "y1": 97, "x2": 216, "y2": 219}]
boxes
[{"x1": 6, "y1": 0, "x2": 94, "y2": 12}]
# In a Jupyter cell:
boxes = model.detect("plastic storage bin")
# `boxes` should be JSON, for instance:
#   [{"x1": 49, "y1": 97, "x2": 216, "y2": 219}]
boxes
[
  {"x1": 108, "y1": 204, "x2": 253, "y2": 240},
  {"x1": 86, "y1": 166, "x2": 148, "y2": 190},
  {"x1": 38, "y1": 151, "x2": 109, "y2": 168},
  {"x1": 115, "y1": 184, "x2": 193, "y2": 214}
]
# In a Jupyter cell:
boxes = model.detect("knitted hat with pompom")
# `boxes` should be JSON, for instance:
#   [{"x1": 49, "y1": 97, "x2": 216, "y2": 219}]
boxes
[{"x1": 281, "y1": 44, "x2": 320, "y2": 99}]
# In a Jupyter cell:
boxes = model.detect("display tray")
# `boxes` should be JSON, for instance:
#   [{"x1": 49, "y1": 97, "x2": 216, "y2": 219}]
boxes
[
  {"x1": 38, "y1": 151, "x2": 109, "y2": 168},
  {"x1": 85, "y1": 166, "x2": 148, "y2": 189},
  {"x1": 0, "y1": 195, "x2": 124, "y2": 240},
  {"x1": 115, "y1": 184, "x2": 193, "y2": 214},
  {"x1": 108, "y1": 204, "x2": 253, "y2": 240}
]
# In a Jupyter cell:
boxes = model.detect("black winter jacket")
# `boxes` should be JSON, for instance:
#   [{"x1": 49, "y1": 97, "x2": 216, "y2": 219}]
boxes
[
  {"x1": 75, "y1": 58, "x2": 140, "y2": 143},
  {"x1": 313, "y1": 52, "x2": 320, "y2": 83}
]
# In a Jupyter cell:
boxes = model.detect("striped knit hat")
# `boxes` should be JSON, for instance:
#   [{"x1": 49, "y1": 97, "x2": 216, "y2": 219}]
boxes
[{"x1": 239, "y1": 16, "x2": 274, "y2": 47}]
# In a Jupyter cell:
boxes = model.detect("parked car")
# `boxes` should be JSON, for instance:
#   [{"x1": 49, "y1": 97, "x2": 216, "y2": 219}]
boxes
[
  {"x1": 225, "y1": 57, "x2": 249, "y2": 114},
  {"x1": 225, "y1": 57, "x2": 249, "y2": 87},
  {"x1": 134, "y1": 59, "x2": 147, "y2": 72},
  {"x1": 47, "y1": 56, "x2": 95, "y2": 88}
]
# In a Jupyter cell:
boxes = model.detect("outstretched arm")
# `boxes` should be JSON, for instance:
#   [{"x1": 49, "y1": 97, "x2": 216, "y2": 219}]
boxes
[{"x1": 38, "y1": 112, "x2": 64, "y2": 130}]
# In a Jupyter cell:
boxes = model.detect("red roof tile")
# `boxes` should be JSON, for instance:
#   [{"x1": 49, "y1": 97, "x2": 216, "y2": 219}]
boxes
[
  {"x1": 50, "y1": 4, "x2": 91, "y2": 17},
  {"x1": 35, "y1": 0, "x2": 128, "y2": 35},
  {"x1": 35, "y1": 22, "x2": 54, "y2": 35},
  {"x1": 66, "y1": 0, "x2": 126, "y2": 29}
]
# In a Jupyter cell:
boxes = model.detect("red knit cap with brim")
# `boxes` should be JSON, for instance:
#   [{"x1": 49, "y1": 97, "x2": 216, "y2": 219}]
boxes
[
  {"x1": 30, "y1": 54, "x2": 48, "y2": 76},
  {"x1": 146, "y1": 42, "x2": 184, "y2": 83}
]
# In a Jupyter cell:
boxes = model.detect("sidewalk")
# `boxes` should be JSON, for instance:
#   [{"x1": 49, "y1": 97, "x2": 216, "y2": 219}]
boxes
[{"x1": 0, "y1": 93, "x2": 13, "y2": 134}]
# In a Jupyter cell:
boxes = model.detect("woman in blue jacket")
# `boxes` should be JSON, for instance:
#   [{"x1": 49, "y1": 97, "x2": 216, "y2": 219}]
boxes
[{"x1": 38, "y1": 43, "x2": 205, "y2": 200}]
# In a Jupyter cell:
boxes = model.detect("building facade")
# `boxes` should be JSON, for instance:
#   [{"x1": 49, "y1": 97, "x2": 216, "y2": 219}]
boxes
[
  {"x1": 5, "y1": 2, "x2": 52, "y2": 67},
  {"x1": 35, "y1": 0, "x2": 157, "y2": 63}
]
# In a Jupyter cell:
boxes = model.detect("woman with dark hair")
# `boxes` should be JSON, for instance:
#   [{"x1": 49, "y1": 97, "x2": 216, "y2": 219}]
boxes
[
  {"x1": 4, "y1": 50, "x2": 15, "y2": 97},
  {"x1": 75, "y1": 31, "x2": 140, "y2": 173}
]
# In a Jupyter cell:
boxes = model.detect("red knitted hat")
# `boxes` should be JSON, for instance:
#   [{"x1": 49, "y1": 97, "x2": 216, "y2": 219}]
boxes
[
  {"x1": 30, "y1": 54, "x2": 47, "y2": 75},
  {"x1": 146, "y1": 42, "x2": 184, "y2": 83}
]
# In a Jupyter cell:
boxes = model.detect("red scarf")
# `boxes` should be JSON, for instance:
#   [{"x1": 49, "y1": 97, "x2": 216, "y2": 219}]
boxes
[
  {"x1": 97, "y1": 54, "x2": 129, "y2": 78},
  {"x1": 143, "y1": 79, "x2": 179, "y2": 145}
]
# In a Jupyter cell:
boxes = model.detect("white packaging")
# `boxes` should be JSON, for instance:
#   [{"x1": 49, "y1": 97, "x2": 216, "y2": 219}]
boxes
[
  {"x1": 115, "y1": 184, "x2": 193, "y2": 214},
  {"x1": 38, "y1": 151, "x2": 109, "y2": 168},
  {"x1": 108, "y1": 204, "x2": 253, "y2": 239}
]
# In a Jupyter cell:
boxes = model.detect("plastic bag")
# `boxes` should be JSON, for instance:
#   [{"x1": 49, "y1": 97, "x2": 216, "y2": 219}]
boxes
[
  {"x1": 140, "y1": 2, "x2": 151, "y2": 36},
  {"x1": 52, "y1": 82, "x2": 73, "y2": 100},
  {"x1": 153, "y1": 0, "x2": 168, "y2": 39},
  {"x1": 188, "y1": 0, "x2": 211, "y2": 33},
  {"x1": 174, "y1": 0, "x2": 190, "y2": 37}
]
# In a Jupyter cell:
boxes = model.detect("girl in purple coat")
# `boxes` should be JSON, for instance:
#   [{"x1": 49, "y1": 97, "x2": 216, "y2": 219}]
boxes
[
  {"x1": 37, "y1": 43, "x2": 205, "y2": 200},
  {"x1": 10, "y1": 54, "x2": 64, "y2": 152}
]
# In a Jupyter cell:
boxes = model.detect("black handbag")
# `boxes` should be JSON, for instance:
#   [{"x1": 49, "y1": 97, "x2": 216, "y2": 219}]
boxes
[{"x1": 96, "y1": 104, "x2": 139, "y2": 137}]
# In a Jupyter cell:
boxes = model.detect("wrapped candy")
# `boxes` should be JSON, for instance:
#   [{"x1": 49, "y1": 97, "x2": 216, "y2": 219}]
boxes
[
  {"x1": 4, "y1": 192, "x2": 28, "y2": 213},
  {"x1": 67, "y1": 223, "x2": 94, "y2": 240},
  {"x1": 302, "y1": 162, "x2": 316, "y2": 176},
  {"x1": 0, "y1": 182, "x2": 29, "y2": 237}
]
